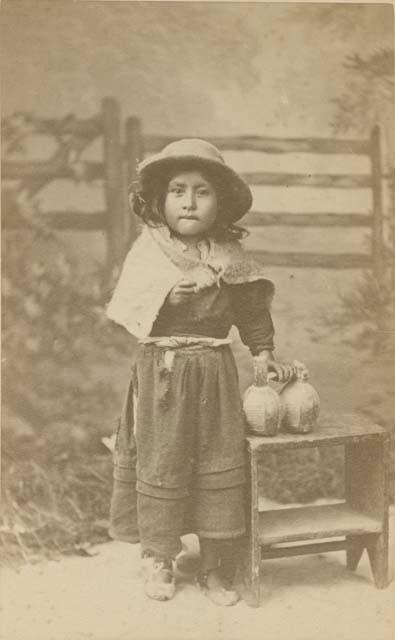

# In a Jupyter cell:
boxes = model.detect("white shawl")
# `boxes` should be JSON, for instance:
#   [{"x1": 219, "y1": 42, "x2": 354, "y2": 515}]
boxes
[{"x1": 106, "y1": 225, "x2": 270, "y2": 339}]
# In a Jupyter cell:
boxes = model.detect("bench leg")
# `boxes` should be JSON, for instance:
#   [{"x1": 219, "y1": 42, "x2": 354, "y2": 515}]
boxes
[
  {"x1": 346, "y1": 535, "x2": 365, "y2": 571},
  {"x1": 366, "y1": 532, "x2": 389, "y2": 589},
  {"x1": 345, "y1": 437, "x2": 389, "y2": 589},
  {"x1": 242, "y1": 449, "x2": 261, "y2": 607},
  {"x1": 241, "y1": 534, "x2": 261, "y2": 607}
]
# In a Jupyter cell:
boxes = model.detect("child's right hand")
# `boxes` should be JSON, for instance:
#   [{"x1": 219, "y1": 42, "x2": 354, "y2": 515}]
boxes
[{"x1": 167, "y1": 278, "x2": 197, "y2": 305}]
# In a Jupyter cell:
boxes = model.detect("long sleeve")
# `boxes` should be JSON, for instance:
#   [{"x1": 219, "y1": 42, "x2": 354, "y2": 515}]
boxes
[{"x1": 229, "y1": 279, "x2": 275, "y2": 355}]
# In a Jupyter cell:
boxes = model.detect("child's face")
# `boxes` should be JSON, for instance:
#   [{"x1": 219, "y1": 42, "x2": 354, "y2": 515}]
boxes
[{"x1": 163, "y1": 171, "x2": 218, "y2": 239}]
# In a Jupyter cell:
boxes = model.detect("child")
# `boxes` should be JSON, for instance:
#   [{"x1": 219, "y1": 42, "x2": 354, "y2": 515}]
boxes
[{"x1": 106, "y1": 139, "x2": 296, "y2": 606}]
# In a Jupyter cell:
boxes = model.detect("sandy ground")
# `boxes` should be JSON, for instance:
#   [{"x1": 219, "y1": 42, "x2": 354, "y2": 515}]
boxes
[{"x1": 2, "y1": 506, "x2": 394, "y2": 640}]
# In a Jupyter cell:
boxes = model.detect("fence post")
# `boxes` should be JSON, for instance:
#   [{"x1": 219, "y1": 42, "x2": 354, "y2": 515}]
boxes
[
  {"x1": 124, "y1": 116, "x2": 143, "y2": 245},
  {"x1": 102, "y1": 97, "x2": 125, "y2": 282},
  {"x1": 371, "y1": 126, "x2": 385, "y2": 282}
]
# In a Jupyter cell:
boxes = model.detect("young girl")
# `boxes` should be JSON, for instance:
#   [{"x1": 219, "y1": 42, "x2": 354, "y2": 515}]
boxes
[{"x1": 106, "y1": 139, "x2": 296, "y2": 606}]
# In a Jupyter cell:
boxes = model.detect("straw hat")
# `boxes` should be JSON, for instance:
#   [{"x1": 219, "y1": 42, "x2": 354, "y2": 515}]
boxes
[{"x1": 136, "y1": 138, "x2": 253, "y2": 222}]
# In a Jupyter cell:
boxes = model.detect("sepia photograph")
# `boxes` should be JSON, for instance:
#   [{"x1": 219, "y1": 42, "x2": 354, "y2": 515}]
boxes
[{"x1": 1, "y1": 1, "x2": 394, "y2": 639}]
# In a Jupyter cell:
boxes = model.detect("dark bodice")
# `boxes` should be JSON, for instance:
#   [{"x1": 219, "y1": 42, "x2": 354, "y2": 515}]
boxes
[{"x1": 150, "y1": 279, "x2": 275, "y2": 355}]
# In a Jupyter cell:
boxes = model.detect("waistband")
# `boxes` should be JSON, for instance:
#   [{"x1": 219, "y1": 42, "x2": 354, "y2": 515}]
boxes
[{"x1": 140, "y1": 335, "x2": 232, "y2": 349}]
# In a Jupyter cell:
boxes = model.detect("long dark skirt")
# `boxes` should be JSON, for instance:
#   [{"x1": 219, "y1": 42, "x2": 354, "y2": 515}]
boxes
[{"x1": 109, "y1": 343, "x2": 247, "y2": 558}]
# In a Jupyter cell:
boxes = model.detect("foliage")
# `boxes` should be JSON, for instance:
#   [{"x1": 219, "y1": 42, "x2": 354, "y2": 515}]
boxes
[
  {"x1": 316, "y1": 270, "x2": 395, "y2": 356},
  {"x1": 1, "y1": 106, "x2": 134, "y2": 565},
  {"x1": 332, "y1": 49, "x2": 395, "y2": 157},
  {"x1": 327, "y1": 44, "x2": 395, "y2": 349},
  {"x1": 1, "y1": 105, "x2": 131, "y2": 447},
  {"x1": 2, "y1": 210, "x2": 131, "y2": 453},
  {"x1": 1, "y1": 190, "x2": 132, "y2": 564},
  {"x1": 1, "y1": 112, "x2": 36, "y2": 157},
  {"x1": 315, "y1": 46, "x2": 395, "y2": 502},
  {"x1": 1, "y1": 456, "x2": 113, "y2": 566}
]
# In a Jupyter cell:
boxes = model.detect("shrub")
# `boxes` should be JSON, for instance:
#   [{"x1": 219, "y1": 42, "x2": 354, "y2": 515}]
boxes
[{"x1": 1, "y1": 192, "x2": 133, "y2": 563}]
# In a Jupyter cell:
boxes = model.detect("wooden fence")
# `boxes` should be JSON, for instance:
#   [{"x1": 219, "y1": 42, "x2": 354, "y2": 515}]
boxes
[
  {"x1": 2, "y1": 97, "x2": 133, "y2": 280},
  {"x1": 2, "y1": 97, "x2": 387, "y2": 282}
]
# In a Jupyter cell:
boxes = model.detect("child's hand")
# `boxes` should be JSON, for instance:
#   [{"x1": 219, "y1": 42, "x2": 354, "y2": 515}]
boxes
[
  {"x1": 254, "y1": 351, "x2": 296, "y2": 383},
  {"x1": 167, "y1": 278, "x2": 197, "y2": 305},
  {"x1": 267, "y1": 359, "x2": 295, "y2": 383},
  {"x1": 292, "y1": 359, "x2": 309, "y2": 380}
]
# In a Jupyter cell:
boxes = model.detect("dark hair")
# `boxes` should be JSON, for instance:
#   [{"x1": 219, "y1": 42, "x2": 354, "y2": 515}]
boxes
[{"x1": 130, "y1": 160, "x2": 248, "y2": 241}]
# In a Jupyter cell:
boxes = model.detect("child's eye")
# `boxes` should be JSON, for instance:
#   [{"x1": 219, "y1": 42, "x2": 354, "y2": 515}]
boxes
[
  {"x1": 197, "y1": 189, "x2": 210, "y2": 197},
  {"x1": 169, "y1": 187, "x2": 183, "y2": 195}
]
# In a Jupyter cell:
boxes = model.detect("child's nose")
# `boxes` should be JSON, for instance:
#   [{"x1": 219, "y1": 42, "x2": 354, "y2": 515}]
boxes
[{"x1": 182, "y1": 190, "x2": 197, "y2": 210}]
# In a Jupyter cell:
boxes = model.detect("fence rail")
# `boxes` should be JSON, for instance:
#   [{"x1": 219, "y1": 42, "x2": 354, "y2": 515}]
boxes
[
  {"x1": 1, "y1": 97, "x2": 387, "y2": 281},
  {"x1": 243, "y1": 212, "x2": 373, "y2": 228},
  {"x1": 23, "y1": 115, "x2": 103, "y2": 138},
  {"x1": 248, "y1": 250, "x2": 372, "y2": 270},
  {"x1": 241, "y1": 172, "x2": 372, "y2": 188},
  {"x1": 3, "y1": 160, "x2": 104, "y2": 181},
  {"x1": 143, "y1": 135, "x2": 371, "y2": 155}
]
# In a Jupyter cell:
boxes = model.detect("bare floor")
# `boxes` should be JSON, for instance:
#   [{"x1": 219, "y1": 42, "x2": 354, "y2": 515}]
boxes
[{"x1": 2, "y1": 508, "x2": 394, "y2": 640}]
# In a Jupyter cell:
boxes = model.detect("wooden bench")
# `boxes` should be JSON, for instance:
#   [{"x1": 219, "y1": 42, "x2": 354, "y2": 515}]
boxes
[{"x1": 242, "y1": 413, "x2": 390, "y2": 607}]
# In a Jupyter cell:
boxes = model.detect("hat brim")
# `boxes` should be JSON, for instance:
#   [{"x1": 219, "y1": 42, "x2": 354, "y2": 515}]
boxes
[{"x1": 137, "y1": 155, "x2": 252, "y2": 223}]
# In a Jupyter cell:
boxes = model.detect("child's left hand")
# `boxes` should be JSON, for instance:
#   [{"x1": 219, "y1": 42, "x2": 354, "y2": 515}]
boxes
[{"x1": 254, "y1": 351, "x2": 307, "y2": 383}]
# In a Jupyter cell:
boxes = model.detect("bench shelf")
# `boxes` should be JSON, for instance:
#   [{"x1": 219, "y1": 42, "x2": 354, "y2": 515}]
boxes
[{"x1": 258, "y1": 502, "x2": 382, "y2": 545}]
